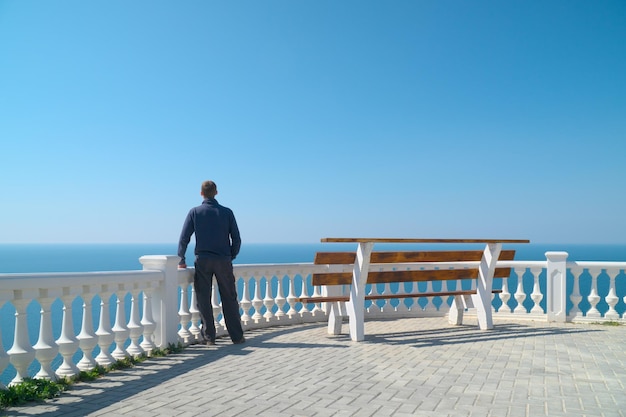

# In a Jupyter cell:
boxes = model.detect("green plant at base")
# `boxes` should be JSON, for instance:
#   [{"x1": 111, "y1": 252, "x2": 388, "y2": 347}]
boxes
[
  {"x1": 0, "y1": 342, "x2": 187, "y2": 411},
  {"x1": 0, "y1": 378, "x2": 69, "y2": 409}
]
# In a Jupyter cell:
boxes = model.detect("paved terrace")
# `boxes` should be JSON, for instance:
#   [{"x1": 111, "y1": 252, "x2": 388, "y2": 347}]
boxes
[{"x1": 5, "y1": 317, "x2": 626, "y2": 417}]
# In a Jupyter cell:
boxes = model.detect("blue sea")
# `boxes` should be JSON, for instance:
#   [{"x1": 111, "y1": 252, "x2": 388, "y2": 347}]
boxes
[
  {"x1": 1, "y1": 242, "x2": 626, "y2": 273},
  {"x1": 1, "y1": 243, "x2": 625, "y2": 385}
]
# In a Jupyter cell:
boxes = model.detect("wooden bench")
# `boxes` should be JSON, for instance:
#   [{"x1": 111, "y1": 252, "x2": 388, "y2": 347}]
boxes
[{"x1": 297, "y1": 238, "x2": 529, "y2": 341}]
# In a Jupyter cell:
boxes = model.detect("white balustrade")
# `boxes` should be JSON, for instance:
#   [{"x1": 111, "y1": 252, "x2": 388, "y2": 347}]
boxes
[
  {"x1": 33, "y1": 291, "x2": 58, "y2": 380},
  {"x1": 77, "y1": 290, "x2": 98, "y2": 371},
  {"x1": 111, "y1": 289, "x2": 130, "y2": 361},
  {"x1": 251, "y1": 277, "x2": 264, "y2": 323},
  {"x1": 513, "y1": 267, "x2": 527, "y2": 314},
  {"x1": 127, "y1": 287, "x2": 144, "y2": 356},
  {"x1": 263, "y1": 277, "x2": 274, "y2": 322},
  {"x1": 529, "y1": 267, "x2": 544, "y2": 314},
  {"x1": 0, "y1": 256, "x2": 624, "y2": 385},
  {"x1": 569, "y1": 266, "x2": 583, "y2": 320},
  {"x1": 140, "y1": 288, "x2": 157, "y2": 353},
  {"x1": 55, "y1": 289, "x2": 80, "y2": 378},
  {"x1": 188, "y1": 286, "x2": 201, "y2": 342},
  {"x1": 605, "y1": 270, "x2": 620, "y2": 320},
  {"x1": 274, "y1": 275, "x2": 287, "y2": 321},
  {"x1": 498, "y1": 278, "x2": 511, "y2": 313},
  {"x1": 239, "y1": 278, "x2": 252, "y2": 325},
  {"x1": 586, "y1": 268, "x2": 602, "y2": 318},
  {"x1": 177, "y1": 284, "x2": 192, "y2": 344},
  {"x1": 7, "y1": 292, "x2": 36, "y2": 385},
  {"x1": 95, "y1": 290, "x2": 115, "y2": 366},
  {"x1": 0, "y1": 298, "x2": 9, "y2": 389}
]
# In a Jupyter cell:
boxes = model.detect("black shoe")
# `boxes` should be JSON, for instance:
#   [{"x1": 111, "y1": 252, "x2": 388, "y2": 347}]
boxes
[
  {"x1": 233, "y1": 337, "x2": 245, "y2": 345},
  {"x1": 206, "y1": 340, "x2": 216, "y2": 346}
]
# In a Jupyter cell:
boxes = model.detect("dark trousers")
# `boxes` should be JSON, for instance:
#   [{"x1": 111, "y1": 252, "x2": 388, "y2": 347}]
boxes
[{"x1": 194, "y1": 257, "x2": 244, "y2": 342}]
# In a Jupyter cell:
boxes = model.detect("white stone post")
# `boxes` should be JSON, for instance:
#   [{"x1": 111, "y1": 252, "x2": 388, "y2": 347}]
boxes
[
  {"x1": 139, "y1": 255, "x2": 181, "y2": 348},
  {"x1": 545, "y1": 252, "x2": 568, "y2": 322}
]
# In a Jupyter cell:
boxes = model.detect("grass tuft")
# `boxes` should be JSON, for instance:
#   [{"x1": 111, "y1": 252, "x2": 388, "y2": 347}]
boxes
[{"x1": 0, "y1": 342, "x2": 185, "y2": 411}]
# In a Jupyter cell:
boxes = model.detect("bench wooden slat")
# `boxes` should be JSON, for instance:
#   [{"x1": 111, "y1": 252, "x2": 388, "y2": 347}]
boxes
[
  {"x1": 365, "y1": 289, "x2": 503, "y2": 300},
  {"x1": 296, "y1": 289, "x2": 503, "y2": 304},
  {"x1": 314, "y1": 250, "x2": 515, "y2": 265},
  {"x1": 322, "y1": 238, "x2": 529, "y2": 244},
  {"x1": 311, "y1": 267, "x2": 512, "y2": 286}
]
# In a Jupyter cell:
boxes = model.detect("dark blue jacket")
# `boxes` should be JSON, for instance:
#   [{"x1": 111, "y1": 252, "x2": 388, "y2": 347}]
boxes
[{"x1": 178, "y1": 198, "x2": 241, "y2": 265}]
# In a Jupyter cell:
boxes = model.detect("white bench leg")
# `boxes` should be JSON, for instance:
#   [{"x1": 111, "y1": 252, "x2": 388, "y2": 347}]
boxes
[
  {"x1": 327, "y1": 301, "x2": 346, "y2": 335},
  {"x1": 448, "y1": 294, "x2": 474, "y2": 325},
  {"x1": 449, "y1": 295, "x2": 463, "y2": 325},
  {"x1": 473, "y1": 243, "x2": 502, "y2": 330}
]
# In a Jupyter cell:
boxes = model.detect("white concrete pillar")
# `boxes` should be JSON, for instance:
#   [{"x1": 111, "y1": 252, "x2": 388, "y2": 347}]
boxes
[
  {"x1": 546, "y1": 251, "x2": 568, "y2": 322},
  {"x1": 139, "y1": 255, "x2": 181, "y2": 348}
]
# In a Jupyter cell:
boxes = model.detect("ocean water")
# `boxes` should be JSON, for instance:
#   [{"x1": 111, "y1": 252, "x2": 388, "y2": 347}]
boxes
[
  {"x1": 2, "y1": 242, "x2": 626, "y2": 273},
  {"x1": 1, "y1": 243, "x2": 625, "y2": 384}
]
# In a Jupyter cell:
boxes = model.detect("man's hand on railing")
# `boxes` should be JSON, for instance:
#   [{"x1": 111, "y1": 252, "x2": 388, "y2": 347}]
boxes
[{"x1": 178, "y1": 263, "x2": 187, "y2": 269}]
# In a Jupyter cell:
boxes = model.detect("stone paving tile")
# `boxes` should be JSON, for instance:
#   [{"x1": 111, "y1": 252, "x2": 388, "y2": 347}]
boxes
[{"x1": 3, "y1": 318, "x2": 626, "y2": 417}]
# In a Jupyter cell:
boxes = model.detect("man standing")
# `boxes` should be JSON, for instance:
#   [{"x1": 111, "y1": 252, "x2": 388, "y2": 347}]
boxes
[{"x1": 178, "y1": 180, "x2": 245, "y2": 345}]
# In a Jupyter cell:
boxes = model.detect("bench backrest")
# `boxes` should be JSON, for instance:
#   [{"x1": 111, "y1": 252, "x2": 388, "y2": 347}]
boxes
[{"x1": 311, "y1": 250, "x2": 515, "y2": 286}]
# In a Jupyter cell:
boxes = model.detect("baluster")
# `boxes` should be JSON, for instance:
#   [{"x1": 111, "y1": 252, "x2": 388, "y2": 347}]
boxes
[
  {"x1": 211, "y1": 279, "x2": 224, "y2": 330},
  {"x1": 55, "y1": 290, "x2": 80, "y2": 378},
  {"x1": 178, "y1": 284, "x2": 192, "y2": 344},
  {"x1": 34, "y1": 292, "x2": 59, "y2": 380},
  {"x1": 111, "y1": 289, "x2": 130, "y2": 360},
  {"x1": 569, "y1": 266, "x2": 583, "y2": 320},
  {"x1": 263, "y1": 276, "x2": 275, "y2": 322},
  {"x1": 411, "y1": 277, "x2": 423, "y2": 313},
  {"x1": 513, "y1": 267, "x2": 527, "y2": 314},
  {"x1": 604, "y1": 269, "x2": 620, "y2": 320},
  {"x1": 586, "y1": 268, "x2": 601, "y2": 318},
  {"x1": 239, "y1": 277, "x2": 252, "y2": 325},
  {"x1": 140, "y1": 288, "x2": 156, "y2": 354},
  {"x1": 274, "y1": 275, "x2": 287, "y2": 320},
  {"x1": 396, "y1": 281, "x2": 410, "y2": 313},
  {"x1": 251, "y1": 277, "x2": 264, "y2": 323},
  {"x1": 7, "y1": 291, "x2": 35, "y2": 385},
  {"x1": 95, "y1": 291, "x2": 115, "y2": 366},
  {"x1": 188, "y1": 285, "x2": 201, "y2": 342},
  {"x1": 497, "y1": 276, "x2": 511, "y2": 313},
  {"x1": 310, "y1": 283, "x2": 323, "y2": 316},
  {"x1": 530, "y1": 267, "x2": 543, "y2": 314},
  {"x1": 285, "y1": 275, "x2": 298, "y2": 319},
  {"x1": 423, "y1": 280, "x2": 436, "y2": 313},
  {"x1": 0, "y1": 300, "x2": 9, "y2": 389},
  {"x1": 298, "y1": 275, "x2": 312, "y2": 317},
  {"x1": 127, "y1": 288, "x2": 144, "y2": 357},
  {"x1": 77, "y1": 290, "x2": 98, "y2": 371},
  {"x1": 368, "y1": 278, "x2": 382, "y2": 313}
]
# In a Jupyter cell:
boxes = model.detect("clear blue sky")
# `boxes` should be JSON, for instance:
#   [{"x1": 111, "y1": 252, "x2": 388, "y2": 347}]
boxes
[{"x1": 1, "y1": 1, "x2": 625, "y2": 244}]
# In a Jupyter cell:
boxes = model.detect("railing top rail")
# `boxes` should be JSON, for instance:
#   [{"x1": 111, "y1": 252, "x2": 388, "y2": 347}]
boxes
[
  {"x1": 567, "y1": 261, "x2": 626, "y2": 269},
  {"x1": 0, "y1": 269, "x2": 163, "y2": 291},
  {"x1": 321, "y1": 238, "x2": 530, "y2": 244}
]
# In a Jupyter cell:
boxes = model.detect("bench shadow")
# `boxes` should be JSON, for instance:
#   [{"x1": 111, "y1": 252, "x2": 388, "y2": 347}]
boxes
[
  {"x1": 363, "y1": 320, "x2": 601, "y2": 347},
  {"x1": 4, "y1": 323, "x2": 339, "y2": 417}
]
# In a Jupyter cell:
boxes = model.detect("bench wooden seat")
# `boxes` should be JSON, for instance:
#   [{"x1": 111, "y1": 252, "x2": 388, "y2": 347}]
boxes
[
  {"x1": 297, "y1": 246, "x2": 519, "y2": 340},
  {"x1": 297, "y1": 249, "x2": 514, "y2": 304}
]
